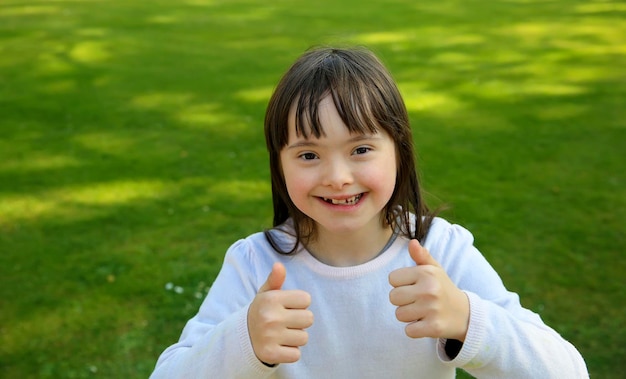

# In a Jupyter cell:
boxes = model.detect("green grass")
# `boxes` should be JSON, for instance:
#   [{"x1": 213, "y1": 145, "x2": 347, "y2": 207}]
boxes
[{"x1": 1, "y1": 0, "x2": 624, "y2": 377}]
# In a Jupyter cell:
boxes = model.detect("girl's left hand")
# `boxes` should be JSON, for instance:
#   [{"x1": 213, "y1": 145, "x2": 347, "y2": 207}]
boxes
[{"x1": 388, "y1": 239, "x2": 470, "y2": 342}]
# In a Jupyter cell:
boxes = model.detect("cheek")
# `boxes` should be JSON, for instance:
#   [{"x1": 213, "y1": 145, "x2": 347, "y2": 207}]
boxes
[
  {"x1": 376, "y1": 170, "x2": 397, "y2": 201},
  {"x1": 285, "y1": 175, "x2": 307, "y2": 199},
  {"x1": 284, "y1": 175, "x2": 317, "y2": 216},
  {"x1": 367, "y1": 157, "x2": 397, "y2": 196},
  {"x1": 282, "y1": 162, "x2": 313, "y2": 201}
]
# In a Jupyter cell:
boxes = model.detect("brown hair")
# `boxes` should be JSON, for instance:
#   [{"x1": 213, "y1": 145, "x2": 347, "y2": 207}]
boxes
[{"x1": 264, "y1": 46, "x2": 434, "y2": 253}]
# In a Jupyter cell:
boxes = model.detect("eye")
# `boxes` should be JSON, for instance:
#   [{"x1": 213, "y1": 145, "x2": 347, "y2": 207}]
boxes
[
  {"x1": 353, "y1": 146, "x2": 371, "y2": 155},
  {"x1": 299, "y1": 152, "x2": 318, "y2": 161}
]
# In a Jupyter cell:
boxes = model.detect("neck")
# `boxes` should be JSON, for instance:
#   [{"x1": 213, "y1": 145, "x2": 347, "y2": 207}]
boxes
[{"x1": 306, "y1": 223, "x2": 394, "y2": 267}]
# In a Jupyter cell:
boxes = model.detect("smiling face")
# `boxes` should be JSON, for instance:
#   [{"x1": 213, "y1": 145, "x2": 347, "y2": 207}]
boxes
[
  {"x1": 280, "y1": 95, "x2": 398, "y2": 238},
  {"x1": 266, "y1": 47, "x2": 432, "y2": 251}
]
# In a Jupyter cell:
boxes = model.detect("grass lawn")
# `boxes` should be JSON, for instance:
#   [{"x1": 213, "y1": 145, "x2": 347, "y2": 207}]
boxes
[{"x1": 1, "y1": 0, "x2": 624, "y2": 377}]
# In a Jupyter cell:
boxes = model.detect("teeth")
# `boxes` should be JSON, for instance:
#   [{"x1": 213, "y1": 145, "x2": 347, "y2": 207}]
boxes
[{"x1": 323, "y1": 194, "x2": 362, "y2": 205}]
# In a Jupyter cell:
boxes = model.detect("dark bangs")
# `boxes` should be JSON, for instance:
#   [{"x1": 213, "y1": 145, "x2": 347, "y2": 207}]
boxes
[
  {"x1": 292, "y1": 51, "x2": 387, "y2": 140},
  {"x1": 267, "y1": 47, "x2": 409, "y2": 152}
]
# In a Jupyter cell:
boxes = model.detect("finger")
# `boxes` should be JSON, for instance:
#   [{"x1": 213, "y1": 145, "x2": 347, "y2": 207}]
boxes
[
  {"x1": 395, "y1": 303, "x2": 424, "y2": 323},
  {"x1": 260, "y1": 345, "x2": 303, "y2": 365},
  {"x1": 404, "y1": 318, "x2": 443, "y2": 340},
  {"x1": 408, "y1": 239, "x2": 440, "y2": 267},
  {"x1": 281, "y1": 328, "x2": 310, "y2": 347},
  {"x1": 273, "y1": 345, "x2": 302, "y2": 364},
  {"x1": 279, "y1": 290, "x2": 312, "y2": 309},
  {"x1": 389, "y1": 285, "x2": 416, "y2": 306},
  {"x1": 259, "y1": 262, "x2": 286, "y2": 293},
  {"x1": 284, "y1": 309, "x2": 314, "y2": 329},
  {"x1": 389, "y1": 267, "x2": 417, "y2": 287}
]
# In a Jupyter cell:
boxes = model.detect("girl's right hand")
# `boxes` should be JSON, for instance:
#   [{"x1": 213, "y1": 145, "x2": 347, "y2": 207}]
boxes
[{"x1": 247, "y1": 263, "x2": 314, "y2": 365}]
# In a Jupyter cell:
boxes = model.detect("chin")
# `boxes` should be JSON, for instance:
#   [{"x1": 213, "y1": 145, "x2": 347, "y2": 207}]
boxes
[{"x1": 317, "y1": 219, "x2": 370, "y2": 235}]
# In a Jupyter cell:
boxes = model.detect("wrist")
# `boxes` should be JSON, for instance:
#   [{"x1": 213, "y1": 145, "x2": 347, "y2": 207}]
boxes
[{"x1": 453, "y1": 290, "x2": 470, "y2": 342}]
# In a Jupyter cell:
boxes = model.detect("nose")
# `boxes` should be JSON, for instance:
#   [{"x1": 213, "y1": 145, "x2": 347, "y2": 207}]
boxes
[{"x1": 321, "y1": 157, "x2": 354, "y2": 189}]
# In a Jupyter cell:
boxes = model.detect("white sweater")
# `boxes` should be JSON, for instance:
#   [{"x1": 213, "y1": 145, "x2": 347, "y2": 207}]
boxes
[{"x1": 150, "y1": 217, "x2": 589, "y2": 378}]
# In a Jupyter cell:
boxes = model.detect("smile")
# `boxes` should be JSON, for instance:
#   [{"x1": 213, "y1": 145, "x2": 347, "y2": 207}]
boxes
[{"x1": 321, "y1": 194, "x2": 363, "y2": 205}]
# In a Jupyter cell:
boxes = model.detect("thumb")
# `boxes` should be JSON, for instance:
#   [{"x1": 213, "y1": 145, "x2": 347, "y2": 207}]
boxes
[
  {"x1": 408, "y1": 239, "x2": 440, "y2": 267},
  {"x1": 259, "y1": 262, "x2": 286, "y2": 292}
]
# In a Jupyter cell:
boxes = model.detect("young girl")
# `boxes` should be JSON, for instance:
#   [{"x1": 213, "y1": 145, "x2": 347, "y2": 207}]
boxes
[{"x1": 150, "y1": 47, "x2": 588, "y2": 378}]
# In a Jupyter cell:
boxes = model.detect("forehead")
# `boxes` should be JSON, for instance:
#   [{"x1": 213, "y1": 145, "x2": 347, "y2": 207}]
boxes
[
  {"x1": 284, "y1": 98, "x2": 396, "y2": 154},
  {"x1": 286, "y1": 93, "x2": 382, "y2": 141}
]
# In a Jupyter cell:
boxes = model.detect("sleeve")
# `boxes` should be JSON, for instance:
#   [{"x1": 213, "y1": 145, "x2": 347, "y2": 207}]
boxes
[
  {"x1": 427, "y1": 221, "x2": 589, "y2": 378},
  {"x1": 149, "y1": 239, "x2": 278, "y2": 379}
]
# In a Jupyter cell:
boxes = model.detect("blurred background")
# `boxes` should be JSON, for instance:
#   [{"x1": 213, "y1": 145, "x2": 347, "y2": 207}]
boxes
[{"x1": 1, "y1": 1, "x2": 624, "y2": 377}]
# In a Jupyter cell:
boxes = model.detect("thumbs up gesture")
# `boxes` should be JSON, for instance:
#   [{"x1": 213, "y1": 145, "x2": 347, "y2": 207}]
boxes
[
  {"x1": 248, "y1": 263, "x2": 314, "y2": 365},
  {"x1": 389, "y1": 240, "x2": 470, "y2": 342}
]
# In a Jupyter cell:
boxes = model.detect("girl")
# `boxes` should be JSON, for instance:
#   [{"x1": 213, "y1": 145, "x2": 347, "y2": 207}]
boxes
[{"x1": 150, "y1": 47, "x2": 588, "y2": 378}]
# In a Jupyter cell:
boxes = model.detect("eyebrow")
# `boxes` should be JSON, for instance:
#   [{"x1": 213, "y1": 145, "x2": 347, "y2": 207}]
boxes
[{"x1": 285, "y1": 134, "x2": 382, "y2": 150}]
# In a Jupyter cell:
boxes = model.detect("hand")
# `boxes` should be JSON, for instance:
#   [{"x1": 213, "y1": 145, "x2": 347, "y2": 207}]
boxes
[
  {"x1": 388, "y1": 239, "x2": 469, "y2": 341},
  {"x1": 248, "y1": 263, "x2": 314, "y2": 365}
]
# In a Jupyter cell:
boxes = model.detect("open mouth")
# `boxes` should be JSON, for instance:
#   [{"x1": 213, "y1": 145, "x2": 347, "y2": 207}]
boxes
[{"x1": 321, "y1": 193, "x2": 363, "y2": 205}]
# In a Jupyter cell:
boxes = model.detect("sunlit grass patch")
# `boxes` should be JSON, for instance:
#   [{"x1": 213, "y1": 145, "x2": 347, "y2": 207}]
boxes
[{"x1": 0, "y1": 180, "x2": 172, "y2": 225}]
